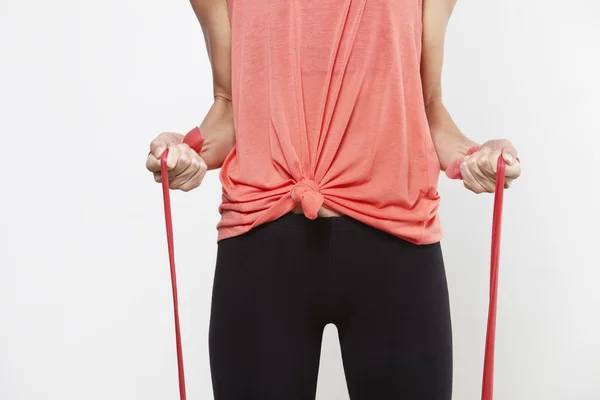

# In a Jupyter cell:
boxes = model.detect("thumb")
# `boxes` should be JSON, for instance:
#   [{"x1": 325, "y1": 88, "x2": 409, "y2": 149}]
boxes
[{"x1": 501, "y1": 147, "x2": 518, "y2": 166}]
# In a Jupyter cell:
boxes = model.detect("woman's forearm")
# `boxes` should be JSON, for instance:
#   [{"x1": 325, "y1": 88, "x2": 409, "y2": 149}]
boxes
[
  {"x1": 425, "y1": 99, "x2": 478, "y2": 171},
  {"x1": 189, "y1": 0, "x2": 235, "y2": 170},
  {"x1": 421, "y1": 0, "x2": 477, "y2": 170}
]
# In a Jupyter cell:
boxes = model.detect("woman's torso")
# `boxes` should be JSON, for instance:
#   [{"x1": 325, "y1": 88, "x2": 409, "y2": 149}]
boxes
[{"x1": 217, "y1": 0, "x2": 442, "y2": 244}]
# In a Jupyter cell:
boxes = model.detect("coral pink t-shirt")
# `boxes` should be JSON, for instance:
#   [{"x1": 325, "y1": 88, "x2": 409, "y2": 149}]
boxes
[{"x1": 217, "y1": 0, "x2": 442, "y2": 244}]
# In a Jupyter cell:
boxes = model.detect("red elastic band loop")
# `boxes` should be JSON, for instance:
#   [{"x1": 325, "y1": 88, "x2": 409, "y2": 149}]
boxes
[{"x1": 183, "y1": 126, "x2": 205, "y2": 154}]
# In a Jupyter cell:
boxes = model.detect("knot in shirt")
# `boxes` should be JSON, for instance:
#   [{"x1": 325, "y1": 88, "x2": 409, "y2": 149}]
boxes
[{"x1": 290, "y1": 179, "x2": 323, "y2": 220}]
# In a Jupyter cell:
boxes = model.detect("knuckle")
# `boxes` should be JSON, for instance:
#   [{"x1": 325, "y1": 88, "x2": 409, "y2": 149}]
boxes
[
  {"x1": 200, "y1": 162, "x2": 208, "y2": 173},
  {"x1": 191, "y1": 156, "x2": 203, "y2": 170},
  {"x1": 167, "y1": 156, "x2": 179, "y2": 169},
  {"x1": 179, "y1": 155, "x2": 191, "y2": 167},
  {"x1": 147, "y1": 159, "x2": 159, "y2": 171}
]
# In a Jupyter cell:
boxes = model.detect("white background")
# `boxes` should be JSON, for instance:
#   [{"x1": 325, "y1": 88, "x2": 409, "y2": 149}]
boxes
[{"x1": 1, "y1": 0, "x2": 599, "y2": 399}]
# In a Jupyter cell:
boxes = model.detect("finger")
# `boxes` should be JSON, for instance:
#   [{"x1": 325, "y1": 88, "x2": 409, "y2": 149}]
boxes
[
  {"x1": 169, "y1": 149, "x2": 204, "y2": 186},
  {"x1": 153, "y1": 171, "x2": 162, "y2": 183},
  {"x1": 171, "y1": 154, "x2": 208, "y2": 191},
  {"x1": 150, "y1": 139, "x2": 168, "y2": 159},
  {"x1": 177, "y1": 160, "x2": 208, "y2": 192},
  {"x1": 145, "y1": 153, "x2": 161, "y2": 173},
  {"x1": 474, "y1": 147, "x2": 496, "y2": 180},
  {"x1": 502, "y1": 146, "x2": 518, "y2": 166},
  {"x1": 165, "y1": 145, "x2": 182, "y2": 171},
  {"x1": 460, "y1": 156, "x2": 487, "y2": 194},
  {"x1": 467, "y1": 152, "x2": 495, "y2": 193},
  {"x1": 466, "y1": 151, "x2": 487, "y2": 181},
  {"x1": 169, "y1": 155, "x2": 198, "y2": 188},
  {"x1": 166, "y1": 145, "x2": 194, "y2": 181},
  {"x1": 150, "y1": 132, "x2": 180, "y2": 158}
]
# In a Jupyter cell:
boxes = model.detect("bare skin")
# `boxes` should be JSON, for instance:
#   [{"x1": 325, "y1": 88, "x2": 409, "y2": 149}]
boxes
[
  {"x1": 146, "y1": 0, "x2": 521, "y2": 207},
  {"x1": 422, "y1": 0, "x2": 521, "y2": 192},
  {"x1": 146, "y1": 0, "x2": 233, "y2": 192}
]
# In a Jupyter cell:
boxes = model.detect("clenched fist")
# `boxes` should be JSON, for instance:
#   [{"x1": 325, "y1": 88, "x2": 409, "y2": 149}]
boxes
[
  {"x1": 146, "y1": 132, "x2": 208, "y2": 192},
  {"x1": 460, "y1": 139, "x2": 521, "y2": 194}
]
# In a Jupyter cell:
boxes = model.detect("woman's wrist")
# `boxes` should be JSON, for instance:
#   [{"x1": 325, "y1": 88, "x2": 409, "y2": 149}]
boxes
[
  {"x1": 193, "y1": 98, "x2": 235, "y2": 170},
  {"x1": 431, "y1": 128, "x2": 479, "y2": 172},
  {"x1": 426, "y1": 99, "x2": 478, "y2": 169}
]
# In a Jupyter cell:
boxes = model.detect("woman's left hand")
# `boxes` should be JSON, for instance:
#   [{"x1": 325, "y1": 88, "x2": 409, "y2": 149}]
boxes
[{"x1": 460, "y1": 139, "x2": 522, "y2": 194}]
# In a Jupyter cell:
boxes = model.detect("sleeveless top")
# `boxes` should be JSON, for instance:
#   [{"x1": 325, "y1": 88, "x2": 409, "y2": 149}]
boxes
[{"x1": 217, "y1": 0, "x2": 442, "y2": 244}]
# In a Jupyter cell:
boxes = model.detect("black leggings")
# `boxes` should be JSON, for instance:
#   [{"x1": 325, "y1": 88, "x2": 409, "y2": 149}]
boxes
[{"x1": 209, "y1": 213, "x2": 453, "y2": 399}]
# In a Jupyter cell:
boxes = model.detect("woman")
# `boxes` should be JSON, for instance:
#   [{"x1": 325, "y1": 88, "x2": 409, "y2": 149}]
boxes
[{"x1": 146, "y1": 0, "x2": 522, "y2": 398}]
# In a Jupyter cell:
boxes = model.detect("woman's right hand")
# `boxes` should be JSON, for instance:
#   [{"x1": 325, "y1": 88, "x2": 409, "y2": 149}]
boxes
[
  {"x1": 146, "y1": 131, "x2": 209, "y2": 192},
  {"x1": 145, "y1": 98, "x2": 235, "y2": 192}
]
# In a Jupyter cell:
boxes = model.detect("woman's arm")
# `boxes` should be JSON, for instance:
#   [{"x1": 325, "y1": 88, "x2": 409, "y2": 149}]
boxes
[
  {"x1": 191, "y1": 0, "x2": 235, "y2": 170},
  {"x1": 146, "y1": 1, "x2": 234, "y2": 191},
  {"x1": 421, "y1": 0, "x2": 521, "y2": 192},
  {"x1": 421, "y1": 0, "x2": 477, "y2": 170},
  {"x1": 191, "y1": 0, "x2": 231, "y2": 102}
]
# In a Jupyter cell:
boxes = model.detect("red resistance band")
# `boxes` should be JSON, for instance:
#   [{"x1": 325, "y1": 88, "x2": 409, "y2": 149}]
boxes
[
  {"x1": 447, "y1": 146, "x2": 508, "y2": 400},
  {"x1": 159, "y1": 127, "x2": 204, "y2": 400},
  {"x1": 160, "y1": 129, "x2": 507, "y2": 400}
]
